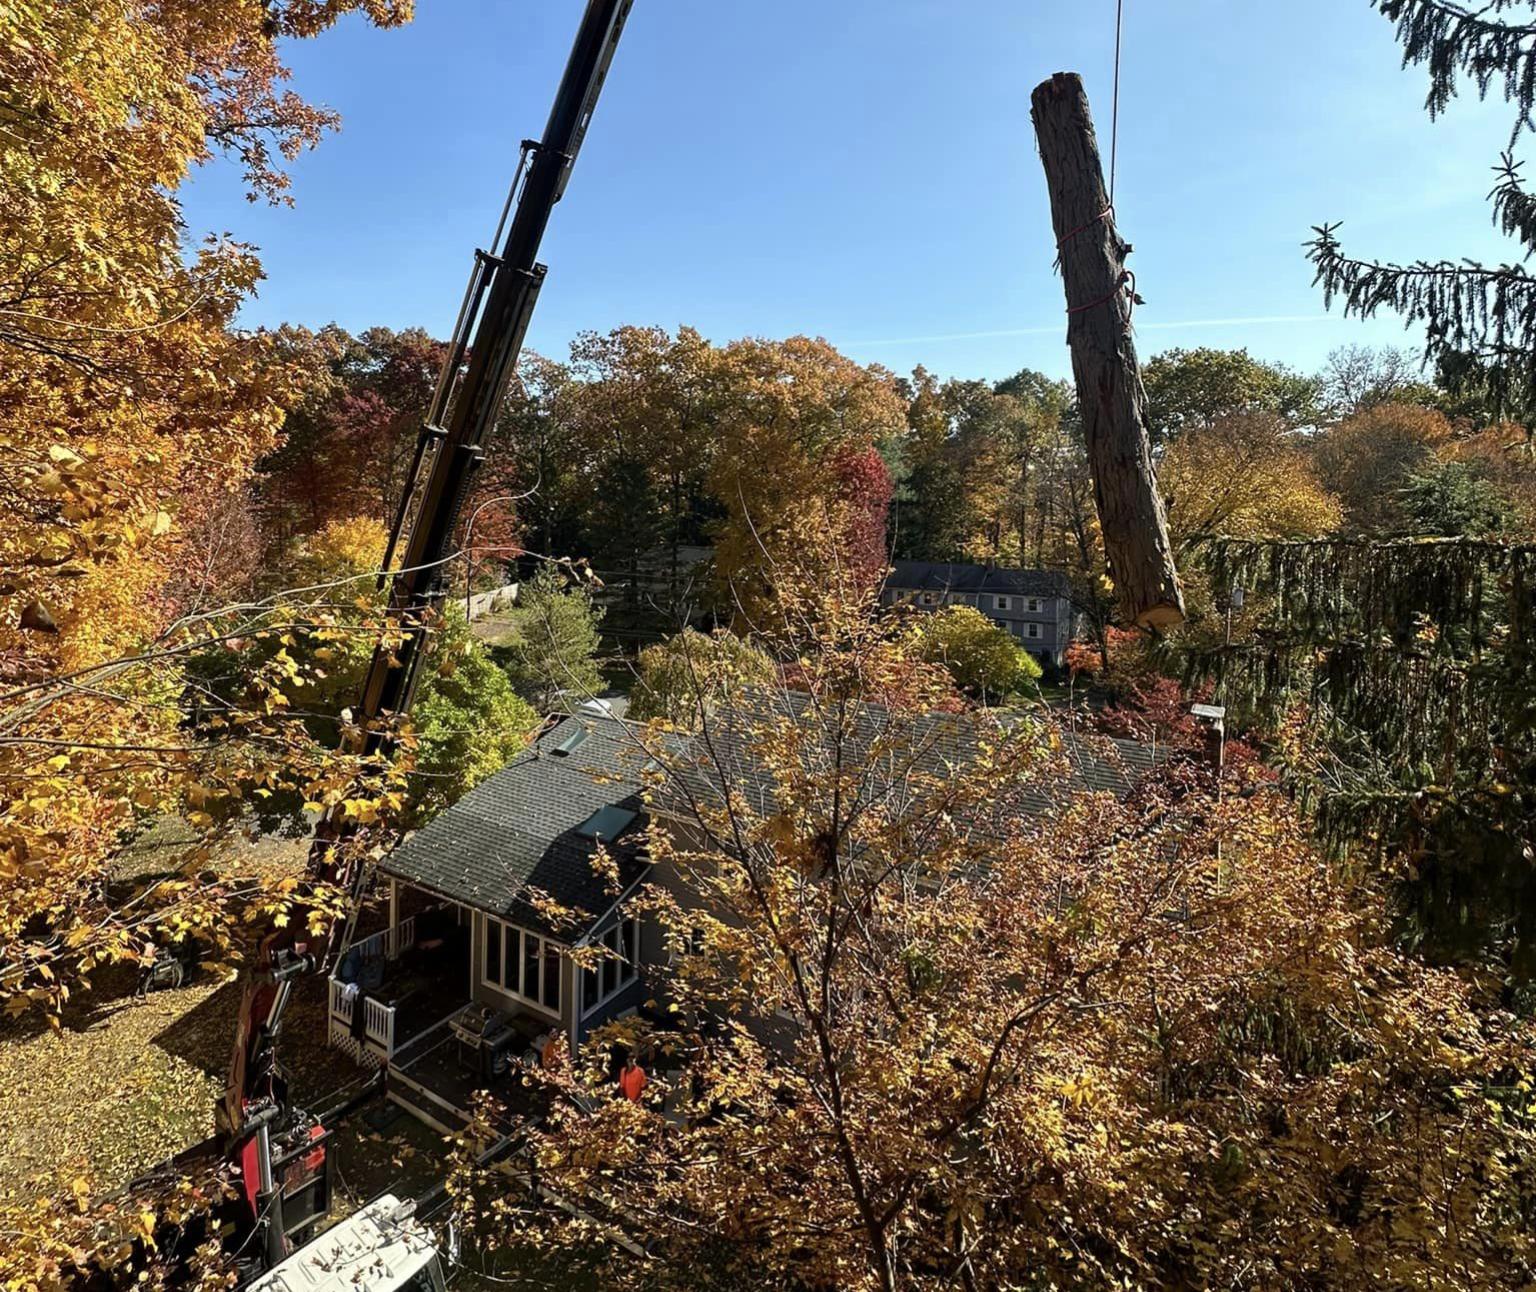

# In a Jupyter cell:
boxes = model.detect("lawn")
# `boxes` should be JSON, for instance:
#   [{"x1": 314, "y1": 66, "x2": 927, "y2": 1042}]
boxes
[{"x1": 0, "y1": 831, "x2": 441, "y2": 1215}]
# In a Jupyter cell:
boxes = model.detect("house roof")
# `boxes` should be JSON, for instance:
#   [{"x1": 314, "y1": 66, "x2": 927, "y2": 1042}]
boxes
[
  {"x1": 659, "y1": 688, "x2": 1160, "y2": 833},
  {"x1": 886, "y1": 560, "x2": 1071, "y2": 599},
  {"x1": 383, "y1": 691, "x2": 1161, "y2": 935},
  {"x1": 380, "y1": 713, "x2": 652, "y2": 940}
]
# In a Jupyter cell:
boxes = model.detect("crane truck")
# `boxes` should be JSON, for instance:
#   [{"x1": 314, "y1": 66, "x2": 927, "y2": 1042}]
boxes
[{"x1": 215, "y1": 0, "x2": 635, "y2": 1279}]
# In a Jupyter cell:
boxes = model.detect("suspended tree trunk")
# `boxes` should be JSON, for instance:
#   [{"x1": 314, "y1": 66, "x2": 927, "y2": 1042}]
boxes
[{"x1": 1030, "y1": 72, "x2": 1185, "y2": 630}]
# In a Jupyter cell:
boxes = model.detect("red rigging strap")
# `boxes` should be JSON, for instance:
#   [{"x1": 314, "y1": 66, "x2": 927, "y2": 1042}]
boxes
[{"x1": 1057, "y1": 203, "x2": 1114, "y2": 250}]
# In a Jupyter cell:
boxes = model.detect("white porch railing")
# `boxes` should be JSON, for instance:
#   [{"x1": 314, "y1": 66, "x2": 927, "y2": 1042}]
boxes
[
  {"x1": 327, "y1": 915, "x2": 418, "y2": 1067},
  {"x1": 383, "y1": 914, "x2": 416, "y2": 962}
]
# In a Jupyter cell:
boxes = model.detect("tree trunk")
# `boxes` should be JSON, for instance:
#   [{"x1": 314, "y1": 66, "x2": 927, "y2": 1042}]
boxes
[{"x1": 1030, "y1": 72, "x2": 1185, "y2": 629}]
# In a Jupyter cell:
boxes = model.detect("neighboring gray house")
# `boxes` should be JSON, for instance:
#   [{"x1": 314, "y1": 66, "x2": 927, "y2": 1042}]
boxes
[{"x1": 881, "y1": 560, "x2": 1076, "y2": 667}]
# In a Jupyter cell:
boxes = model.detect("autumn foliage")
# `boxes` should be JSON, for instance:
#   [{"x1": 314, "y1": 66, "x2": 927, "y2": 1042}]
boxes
[
  {"x1": 450, "y1": 580, "x2": 1536, "y2": 1291},
  {"x1": 1, "y1": 4, "x2": 414, "y2": 1013},
  {"x1": 7, "y1": 2, "x2": 1536, "y2": 1286}
]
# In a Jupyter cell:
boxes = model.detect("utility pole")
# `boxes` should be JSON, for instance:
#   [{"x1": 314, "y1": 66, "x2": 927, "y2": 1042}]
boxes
[{"x1": 1030, "y1": 71, "x2": 1184, "y2": 631}]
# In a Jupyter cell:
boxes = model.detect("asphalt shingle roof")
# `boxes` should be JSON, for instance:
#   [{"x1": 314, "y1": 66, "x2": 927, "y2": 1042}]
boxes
[
  {"x1": 886, "y1": 560, "x2": 1071, "y2": 599},
  {"x1": 380, "y1": 713, "x2": 652, "y2": 940},
  {"x1": 384, "y1": 693, "x2": 1161, "y2": 933},
  {"x1": 661, "y1": 688, "x2": 1161, "y2": 831}
]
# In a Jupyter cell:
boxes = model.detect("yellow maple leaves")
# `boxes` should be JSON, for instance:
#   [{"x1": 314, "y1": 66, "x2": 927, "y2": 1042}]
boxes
[{"x1": 0, "y1": 0, "x2": 416, "y2": 1023}]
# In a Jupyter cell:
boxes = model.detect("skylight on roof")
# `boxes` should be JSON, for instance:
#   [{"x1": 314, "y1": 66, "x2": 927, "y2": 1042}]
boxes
[
  {"x1": 551, "y1": 724, "x2": 588, "y2": 756},
  {"x1": 576, "y1": 805, "x2": 636, "y2": 842}
]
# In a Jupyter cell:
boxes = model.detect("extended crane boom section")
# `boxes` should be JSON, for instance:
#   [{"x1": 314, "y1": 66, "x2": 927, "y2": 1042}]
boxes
[
  {"x1": 367, "y1": 0, "x2": 632, "y2": 740},
  {"x1": 221, "y1": 1, "x2": 633, "y2": 1274}
]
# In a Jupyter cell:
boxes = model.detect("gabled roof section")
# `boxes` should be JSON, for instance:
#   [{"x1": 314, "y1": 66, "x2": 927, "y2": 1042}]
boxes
[
  {"x1": 380, "y1": 713, "x2": 653, "y2": 939},
  {"x1": 384, "y1": 692, "x2": 1163, "y2": 933},
  {"x1": 659, "y1": 687, "x2": 1159, "y2": 831},
  {"x1": 887, "y1": 560, "x2": 1071, "y2": 599}
]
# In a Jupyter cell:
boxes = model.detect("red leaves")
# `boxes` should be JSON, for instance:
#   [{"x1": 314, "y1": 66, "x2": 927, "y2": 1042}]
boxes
[{"x1": 830, "y1": 443, "x2": 895, "y2": 594}]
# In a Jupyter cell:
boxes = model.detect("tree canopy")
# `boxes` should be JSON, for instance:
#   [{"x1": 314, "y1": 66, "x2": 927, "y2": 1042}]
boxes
[
  {"x1": 1, "y1": 0, "x2": 414, "y2": 1019},
  {"x1": 628, "y1": 628, "x2": 778, "y2": 727},
  {"x1": 450, "y1": 579, "x2": 1536, "y2": 1292},
  {"x1": 1143, "y1": 347, "x2": 1319, "y2": 439},
  {"x1": 494, "y1": 564, "x2": 606, "y2": 712},
  {"x1": 908, "y1": 605, "x2": 1043, "y2": 701}
]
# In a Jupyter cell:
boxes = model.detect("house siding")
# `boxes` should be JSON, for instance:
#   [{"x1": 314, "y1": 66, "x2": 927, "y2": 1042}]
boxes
[
  {"x1": 883, "y1": 583, "x2": 1073, "y2": 667},
  {"x1": 577, "y1": 975, "x2": 646, "y2": 1044}
]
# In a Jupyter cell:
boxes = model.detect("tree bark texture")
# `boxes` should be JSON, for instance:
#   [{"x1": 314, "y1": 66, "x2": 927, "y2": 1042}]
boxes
[{"x1": 1031, "y1": 72, "x2": 1185, "y2": 630}]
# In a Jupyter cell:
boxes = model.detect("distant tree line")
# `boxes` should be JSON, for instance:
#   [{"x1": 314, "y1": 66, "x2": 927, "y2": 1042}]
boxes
[{"x1": 249, "y1": 324, "x2": 1536, "y2": 698}]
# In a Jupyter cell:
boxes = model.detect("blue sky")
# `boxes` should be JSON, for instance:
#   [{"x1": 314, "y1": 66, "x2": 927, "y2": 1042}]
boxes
[{"x1": 181, "y1": 0, "x2": 1524, "y2": 384}]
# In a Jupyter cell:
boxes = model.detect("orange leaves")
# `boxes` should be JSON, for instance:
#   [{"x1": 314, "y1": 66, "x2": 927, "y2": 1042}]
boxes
[
  {"x1": 707, "y1": 335, "x2": 905, "y2": 625},
  {"x1": 1159, "y1": 412, "x2": 1344, "y2": 546},
  {"x1": 0, "y1": 0, "x2": 414, "y2": 1027},
  {"x1": 489, "y1": 590, "x2": 1536, "y2": 1287}
]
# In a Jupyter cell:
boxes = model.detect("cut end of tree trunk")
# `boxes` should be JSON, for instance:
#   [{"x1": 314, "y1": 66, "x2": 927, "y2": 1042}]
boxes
[
  {"x1": 1031, "y1": 72, "x2": 1186, "y2": 631},
  {"x1": 1136, "y1": 600, "x2": 1185, "y2": 631}
]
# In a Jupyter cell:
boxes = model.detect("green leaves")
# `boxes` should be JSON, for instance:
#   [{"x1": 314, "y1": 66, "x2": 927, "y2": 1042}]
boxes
[{"x1": 909, "y1": 605, "x2": 1042, "y2": 701}]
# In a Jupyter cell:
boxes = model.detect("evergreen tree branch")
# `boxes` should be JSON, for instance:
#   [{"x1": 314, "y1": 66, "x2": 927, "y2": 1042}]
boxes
[
  {"x1": 1376, "y1": 0, "x2": 1536, "y2": 145},
  {"x1": 1307, "y1": 222, "x2": 1536, "y2": 412},
  {"x1": 1489, "y1": 150, "x2": 1536, "y2": 253}
]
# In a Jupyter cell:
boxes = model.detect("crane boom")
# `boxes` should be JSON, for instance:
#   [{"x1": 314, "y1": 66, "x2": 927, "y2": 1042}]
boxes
[
  {"x1": 369, "y1": 0, "x2": 632, "y2": 732},
  {"x1": 221, "y1": 2, "x2": 633, "y2": 1273}
]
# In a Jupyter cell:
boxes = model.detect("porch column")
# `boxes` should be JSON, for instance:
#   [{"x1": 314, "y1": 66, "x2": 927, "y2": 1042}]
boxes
[{"x1": 387, "y1": 877, "x2": 398, "y2": 935}]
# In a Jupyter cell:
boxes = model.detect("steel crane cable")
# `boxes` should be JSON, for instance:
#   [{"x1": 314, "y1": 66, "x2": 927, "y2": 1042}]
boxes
[{"x1": 1109, "y1": 0, "x2": 1124, "y2": 205}]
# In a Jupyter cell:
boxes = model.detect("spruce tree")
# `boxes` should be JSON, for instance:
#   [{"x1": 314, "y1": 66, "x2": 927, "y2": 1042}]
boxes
[
  {"x1": 1309, "y1": 1, "x2": 1536, "y2": 420},
  {"x1": 1189, "y1": 2, "x2": 1536, "y2": 973}
]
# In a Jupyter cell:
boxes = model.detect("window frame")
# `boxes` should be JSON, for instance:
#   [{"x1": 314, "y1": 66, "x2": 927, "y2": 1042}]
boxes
[
  {"x1": 580, "y1": 916, "x2": 642, "y2": 1019},
  {"x1": 480, "y1": 913, "x2": 562, "y2": 1018},
  {"x1": 1025, "y1": 621, "x2": 1042, "y2": 640},
  {"x1": 1024, "y1": 596, "x2": 1044, "y2": 613}
]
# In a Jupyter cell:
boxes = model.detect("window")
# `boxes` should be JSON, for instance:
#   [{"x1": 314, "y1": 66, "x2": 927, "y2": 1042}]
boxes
[
  {"x1": 1025, "y1": 597, "x2": 1043, "y2": 613},
  {"x1": 542, "y1": 943, "x2": 560, "y2": 1010},
  {"x1": 481, "y1": 915, "x2": 561, "y2": 1014},
  {"x1": 523, "y1": 933, "x2": 540, "y2": 1002},
  {"x1": 484, "y1": 919, "x2": 502, "y2": 988},
  {"x1": 581, "y1": 917, "x2": 641, "y2": 1017},
  {"x1": 576, "y1": 805, "x2": 637, "y2": 841},
  {"x1": 551, "y1": 724, "x2": 588, "y2": 757},
  {"x1": 1026, "y1": 622, "x2": 1041, "y2": 639},
  {"x1": 994, "y1": 595, "x2": 1011, "y2": 610},
  {"x1": 920, "y1": 591, "x2": 939, "y2": 606}
]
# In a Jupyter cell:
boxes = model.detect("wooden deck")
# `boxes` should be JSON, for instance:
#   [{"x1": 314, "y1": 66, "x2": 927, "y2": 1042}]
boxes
[
  {"x1": 388, "y1": 1016, "x2": 555, "y2": 1136},
  {"x1": 328, "y1": 929, "x2": 469, "y2": 1068}
]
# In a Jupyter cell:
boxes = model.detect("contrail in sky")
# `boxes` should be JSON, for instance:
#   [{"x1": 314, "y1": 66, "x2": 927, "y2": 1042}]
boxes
[{"x1": 853, "y1": 314, "x2": 1336, "y2": 346}]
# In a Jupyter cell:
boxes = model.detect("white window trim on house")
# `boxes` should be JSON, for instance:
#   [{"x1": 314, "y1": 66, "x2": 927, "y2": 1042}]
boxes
[
  {"x1": 481, "y1": 913, "x2": 562, "y2": 1019},
  {"x1": 581, "y1": 916, "x2": 640, "y2": 1018},
  {"x1": 1025, "y1": 622, "x2": 1042, "y2": 639},
  {"x1": 920, "y1": 591, "x2": 939, "y2": 606},
  {"x1": 994, "y1": 595, "x2": 1011, "y2": 610},
  {"x1": 1024, "y1": 597, "x2": 1044, "y2": 613}
]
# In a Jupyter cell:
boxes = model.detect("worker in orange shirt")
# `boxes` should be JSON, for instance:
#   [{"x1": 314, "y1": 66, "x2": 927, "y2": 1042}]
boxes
[
  {"x1": 540, "y1": 1032, "x2": 564, "y2": 1072},
  {"x1": 618, "y1": 1053, "x2": 647, "y2": 1103}
]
